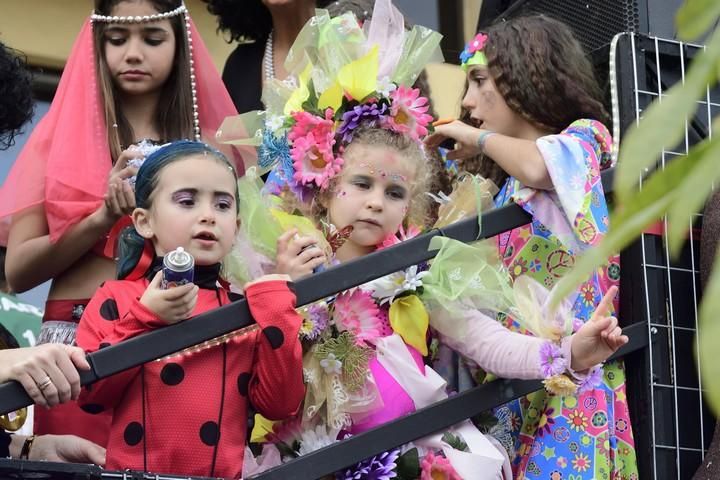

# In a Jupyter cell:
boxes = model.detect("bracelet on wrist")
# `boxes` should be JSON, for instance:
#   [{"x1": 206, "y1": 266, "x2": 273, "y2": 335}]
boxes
[
  {"x1": 539, "y1": 340, "x2": 604, "y2": 396},
  {"x1": 476, "y1": 130, "x2": 497, "y2": 153}
]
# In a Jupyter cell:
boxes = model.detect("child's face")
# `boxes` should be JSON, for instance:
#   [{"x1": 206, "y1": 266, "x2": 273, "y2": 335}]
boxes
[
  {"x1": 462, "y1": 65, "x2": 525, "y2": 138},
  {"x1": 327, "y1": 144, "x2": 414, "y2": 260},
  {"x1": 103, "y1": 1, "x2": 176, "y2": 98},
  {"x1": 134, "y1": 155, "x2": 238, "y2": 266}
]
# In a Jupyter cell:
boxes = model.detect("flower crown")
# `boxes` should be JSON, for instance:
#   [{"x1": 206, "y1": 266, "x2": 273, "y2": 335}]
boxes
[
  {"x1": 460, "y1": 33, "x2": 488, "y2": 71},
  {"x1": 255, "y1": 3, "x2": 443, "y2": 196}
]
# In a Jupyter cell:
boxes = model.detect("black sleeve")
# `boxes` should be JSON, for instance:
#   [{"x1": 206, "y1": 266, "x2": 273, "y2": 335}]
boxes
[{"x1": 222, "y1": 41, "x2": 265, "y2": 114}]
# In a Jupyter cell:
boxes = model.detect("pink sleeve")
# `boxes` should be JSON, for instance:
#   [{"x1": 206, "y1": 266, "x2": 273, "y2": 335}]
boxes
[{"x1": 436, "y1": 309, "x2": 580, "y2": 380}]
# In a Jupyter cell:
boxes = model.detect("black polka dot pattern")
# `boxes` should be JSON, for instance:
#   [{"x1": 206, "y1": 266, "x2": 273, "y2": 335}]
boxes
[
  {"x1": 80, "y1": 403, "x2": 105, "y2": 414},
  {"x1": 262, "y1": 326, "x2": 284, "y2": 349},
  {"x1": 160, "y1": 363, "x2": 185, "y2": 386},
  {"x1": 200, "y1": 421, "x2": 219, "y2": 446},
  {"x1": 124, "y1": 422, "x2": 144, "y2": 446},
  {"x1": 237, "y1": 372, "x2": 251, "y2": 396},
  {"x1": 99, "y1": 299, "x2": 120, "y2": 321}
]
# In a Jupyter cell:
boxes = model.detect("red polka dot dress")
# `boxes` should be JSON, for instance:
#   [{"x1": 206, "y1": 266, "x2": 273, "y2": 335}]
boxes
[{"x1": 76, "y1": 273, "x2": 305, "y2": 479}]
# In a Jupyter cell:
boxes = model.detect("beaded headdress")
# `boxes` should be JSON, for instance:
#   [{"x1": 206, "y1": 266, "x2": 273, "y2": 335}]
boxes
[
  {"x1": 0, "y1": 2, "x2": 243, "y2": 244},
  {"x1": 220, "y1": 0, "x2": 442, "y2": 201}
]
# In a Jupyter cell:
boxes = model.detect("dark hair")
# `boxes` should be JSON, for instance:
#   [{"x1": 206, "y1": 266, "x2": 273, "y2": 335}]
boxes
[
  {"x1": 117, "y1": 140, "x2": 239, "y2": 279},
  {"x1": 462, "y1": 14, "x2": 608, "y2": 187},
  {"x1": 203, "y1": 0, "x2": 334, "y2": 43},
  {"x1": 93, "y1": 0, "x2": 194, "y2": 161},
  {"x1": 0, "y1": 42, "x2": 34, "y2": 151}
]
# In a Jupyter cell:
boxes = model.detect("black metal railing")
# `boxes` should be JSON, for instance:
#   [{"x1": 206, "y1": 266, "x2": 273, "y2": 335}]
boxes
[{"x1": 0, "y1": 168, "x2": 651, "y2": 480}]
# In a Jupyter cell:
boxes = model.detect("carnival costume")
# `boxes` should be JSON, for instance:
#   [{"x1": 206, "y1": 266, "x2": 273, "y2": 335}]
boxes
[
  {"x1": 0, "y1": 3, "x2": 247, "y2": 445},
  {"x1": 457, "y1": 34, "x2": 638, "y2": 479},
  {"x1": 73, "y1": 140, "x2": 304, "y2": 478},
  {"x1": 221, "y1": 2, "x2": 609, "y2": 478}
]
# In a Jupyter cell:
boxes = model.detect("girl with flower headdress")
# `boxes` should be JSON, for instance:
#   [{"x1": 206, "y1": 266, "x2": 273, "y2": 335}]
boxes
[
  {"x1": 0, "y1": 0, "x2": 242, "y2": 445},
  {"x1": 226, "y1": 3, "x2": 630, "y2": 478},
  {"x1": 425, "y1": 15, "x2": 637, "y2": 480}
]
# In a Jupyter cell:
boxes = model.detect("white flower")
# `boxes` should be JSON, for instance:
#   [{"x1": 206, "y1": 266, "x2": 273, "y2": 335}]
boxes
[
  {"x1": 319, "y1": 353, "x2": 342, "y2": 375},
  {"x1": 266, "y1": 115, "x2": 285, "y2": 131},
  {"x1": 365, "y1": 265, "x2": 429, "y2": 305},
  {"x1": 376, "y1": 76, "x2": 397, "y2": 98},
  {"x1": 297, "y1": 424, "x2": 340, "y2": 456}
]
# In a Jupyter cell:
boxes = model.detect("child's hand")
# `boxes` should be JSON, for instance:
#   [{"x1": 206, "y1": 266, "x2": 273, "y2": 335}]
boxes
[
  {"x1": 569, "y1": 286, "x2": 628, "y2": 372},
  {"x1": 140, "y1": 271, "x2": 199, "y2": 324},
  {"x1": 275, "y1": 229, "x2": 326, "y2": 280},
  {"x1": 424, "y1": 120, "x2": 484, "y2": 160}
]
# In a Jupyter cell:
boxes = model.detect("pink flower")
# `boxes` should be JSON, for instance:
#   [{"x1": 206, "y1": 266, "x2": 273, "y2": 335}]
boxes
[
  {"x1": 288, "y1": 109, "x2": 343, "y2": 189},
  {"x1": 385, "y1": 86, "x2": 433, "y2": 140},
  {"x1": 377, "y1": 224, "x2": 422, "y2": 250},
  {"x1": 468, "y1": 33, "x2": 488, "y2": 54},
  {"x1": 420, "y1": 451, "x2": 462, "y2": 480},
  {"x1": 333, "y1": 289, "x2": 383, "y2": 344}
]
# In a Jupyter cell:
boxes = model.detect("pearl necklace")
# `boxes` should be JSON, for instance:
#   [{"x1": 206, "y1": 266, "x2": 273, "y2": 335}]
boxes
[{"x1": 263, "y1": 30, "x2": 275, "y2": 80}]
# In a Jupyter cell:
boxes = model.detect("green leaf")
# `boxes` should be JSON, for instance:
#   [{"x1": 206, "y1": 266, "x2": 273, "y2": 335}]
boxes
[
  {"x1": 395, "y1": 448, "x2": 421, "y2": 480},
  {"x1": 676, "y1": 0, "x2": 720, "y2": 40},
  {"x1": 666, "y1": 135, "x2": 720, "y2": 256},
  {"x1": 699, "y1": 249, "x2": 720, "y2": 416},
  {"x1": 615, "y1": 27, "x2": 720, "y2": 205},
  {"x1": 442, "y1": 432, "x2": 469, "y2": 452},
  {"x1": 551, "y1": 149, "x2": 703, "y2": 305}
]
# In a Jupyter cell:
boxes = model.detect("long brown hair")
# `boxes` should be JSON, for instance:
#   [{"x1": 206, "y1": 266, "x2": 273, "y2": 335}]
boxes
[
  {"x1": 463, "y1": 15, "x2": 608, "y2": 186},
  {"x1": 93, "y1": 0, "x2": 194, "y2": 162}
]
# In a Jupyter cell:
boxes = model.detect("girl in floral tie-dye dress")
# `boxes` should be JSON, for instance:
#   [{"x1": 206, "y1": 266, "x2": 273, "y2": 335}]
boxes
[{"x1": 426, "y1": 14, "x2": 637, "y2": 480}]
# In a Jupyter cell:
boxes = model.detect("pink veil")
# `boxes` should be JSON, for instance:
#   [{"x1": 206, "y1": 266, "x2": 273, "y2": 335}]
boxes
[{"x1": 0, "y1": 14, "x2": 246, "y2": 244}]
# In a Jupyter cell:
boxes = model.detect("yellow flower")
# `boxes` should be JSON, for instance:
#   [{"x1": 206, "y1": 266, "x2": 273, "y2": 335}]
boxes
[
  {"x1": 568, "y1": 409, "x2": 589, "y2": 432},
  {"x1": 389, "y1": 295, "x2": 429, "y2": 355},
  {"x1": 543, "y1": 375, "x2": 577, "y2": 397}
]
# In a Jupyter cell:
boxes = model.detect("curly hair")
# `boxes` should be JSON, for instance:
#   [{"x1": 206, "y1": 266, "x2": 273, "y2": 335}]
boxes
[
  {"x1": 483, "y1": 15, "x2": 608, "y2": 132},
  {"x1": 203, "y1": 0, "x2": 334, "y2": 43},
  {"x1": 460, "y1": 15, "x2": 607, "y2": 187},
  {"x1": 0, "y1": 42, "x2": 34, "y2": 151}
]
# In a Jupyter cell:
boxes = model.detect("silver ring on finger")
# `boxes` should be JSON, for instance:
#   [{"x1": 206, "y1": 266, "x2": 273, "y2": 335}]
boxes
[{"x1": 37, "y1": 376, "x2": 53, "y2": 391}]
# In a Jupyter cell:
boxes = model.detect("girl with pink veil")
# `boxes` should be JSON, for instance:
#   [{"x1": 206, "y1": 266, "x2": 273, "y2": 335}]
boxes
[{"x1": 0, "y1": 0, "x2": 241, "y2": 446}]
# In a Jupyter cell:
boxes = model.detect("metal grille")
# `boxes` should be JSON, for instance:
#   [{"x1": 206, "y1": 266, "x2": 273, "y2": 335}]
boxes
[
  {"x1": 502, "y1": 0, "x2": 641, "y2": 53},
  {"x1": 614, "y1": 33, "x2": 717, "y2": 479}
]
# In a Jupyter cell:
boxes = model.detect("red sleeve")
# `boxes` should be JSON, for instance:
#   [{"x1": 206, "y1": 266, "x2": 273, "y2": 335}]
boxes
[
  {"x1": 76, "y1": 281, "x2": 163, "y2": 410},
  {"x1": 244, "y1": 280, "x2": 305, "y2": 420}
]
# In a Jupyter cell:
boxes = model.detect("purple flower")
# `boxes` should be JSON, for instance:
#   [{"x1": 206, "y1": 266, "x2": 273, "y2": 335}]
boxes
[
  {"x1": 337, "y1": 103, "x2": 389, "y2": 144},
  {"x1": 539, "y1": 341, "x2": 567, "y2": 378},
  {"x1": 305, "y1": 303, "x2": 330, "y2": 340},
  {"x1": 577, "y1": 365, "x2": 604, "y2": 394},
  {"x1": 335, "y1": 448, "x2": 400, "y2": 480}
]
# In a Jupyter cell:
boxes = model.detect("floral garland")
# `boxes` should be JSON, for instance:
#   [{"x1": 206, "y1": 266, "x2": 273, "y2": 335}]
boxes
[{"x1": 262, "y1": 83, "x2": 433, "y2": 195}]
